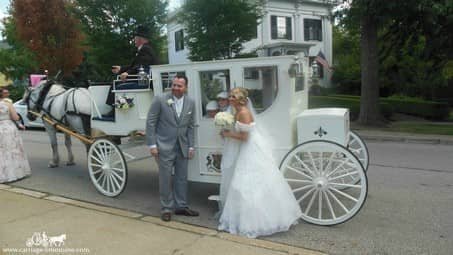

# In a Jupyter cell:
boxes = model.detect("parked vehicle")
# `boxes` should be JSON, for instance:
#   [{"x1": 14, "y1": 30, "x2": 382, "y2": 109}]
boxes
[{"x1": 13, "y1": 99, "x2": 44, "y2": 128}]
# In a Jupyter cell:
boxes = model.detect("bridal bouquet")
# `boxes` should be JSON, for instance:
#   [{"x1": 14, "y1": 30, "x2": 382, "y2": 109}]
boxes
[
  {"x1": 214, "y1": 112, "x2": 235, "y2": 130},
  {"x1": 114, "y1": 96, "x2": 135, "y2": 110}
]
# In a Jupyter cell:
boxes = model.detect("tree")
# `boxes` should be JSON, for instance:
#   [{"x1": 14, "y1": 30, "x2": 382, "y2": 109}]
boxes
[
  {"x1": 179, "y1": 0, "x2": 263, "y2": 61},
  {"x1": 0, "y1": 14, "x2": 38, "y2": 80},
  {"x1": 331, "y1": 25, "x2": 361, "y2": 95},
  {"x1": 12, "y1": 0, "x2": 85, "y2": 76},
  {"x1": 72, "y1": 0, "x2": 168, "y2": 79},
  {"x1": 337, "y1": 0, "x2": 452, "y2": 125},
  {"x1": 379, "y1": 0, "x2": 453, "y2": 99},
  {"x1": 338, "y1": 0, "x2": 387, "y2": 125}
]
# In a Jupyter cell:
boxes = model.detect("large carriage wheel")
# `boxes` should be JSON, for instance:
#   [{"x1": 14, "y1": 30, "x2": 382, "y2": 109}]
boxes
[
  {"x1": 87, "y1": 139, "x2": 128, "y2": 197},
  {"x1": 280, "y1": 140, "x2": 368, "y2": 226},
  {"x1": 348, "y1": 131, "x2": 369, "y2": 171}
]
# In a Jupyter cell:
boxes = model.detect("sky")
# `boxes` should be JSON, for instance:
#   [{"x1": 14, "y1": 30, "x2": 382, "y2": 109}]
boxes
[
  {"x1": 0, "y1": 0, "x2": 182, "y2": 40},
  {"x1": 0, "y1": 0, "x2": 8, "y2": 40}
]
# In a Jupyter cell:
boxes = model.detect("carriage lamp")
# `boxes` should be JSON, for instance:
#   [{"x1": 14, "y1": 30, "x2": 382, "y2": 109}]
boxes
[
  {"x1": 288, "y1": 55, "x2": 304, "y2": 78},
  {"x1": 138, "y1": 66, "x2": 148, "y2": 87},
  {"x1": 311, "y1": 60, "x2": 319, "y2": 79},
  {"x1": 289, "y1": 55, "x2": 305, "y2": 91}
]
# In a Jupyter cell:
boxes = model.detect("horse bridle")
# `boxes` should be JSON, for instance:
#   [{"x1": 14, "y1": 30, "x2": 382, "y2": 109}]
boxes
[{"x1": 25, "y1": 80, "x2": 55, "y2": 120}]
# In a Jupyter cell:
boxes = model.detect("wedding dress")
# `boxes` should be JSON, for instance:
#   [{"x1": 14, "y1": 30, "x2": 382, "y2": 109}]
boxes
[
  {"x1": 0, "y1": 100, "x2": 31, "y2": 183},
  {"x1": 218, "y1": 106, "x2": 302, "y2": 238}
]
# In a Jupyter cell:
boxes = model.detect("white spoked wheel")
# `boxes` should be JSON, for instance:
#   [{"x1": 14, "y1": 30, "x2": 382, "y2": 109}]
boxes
[
  {"x1": 348, "y1": 131, "x2": 369, "y2": 171},
  {"x1": 87, "y1": 139, "x2": 128, "y2": 197},
  {"x1": 280, "y1": 140, "x2": 368, "y2": 226}
]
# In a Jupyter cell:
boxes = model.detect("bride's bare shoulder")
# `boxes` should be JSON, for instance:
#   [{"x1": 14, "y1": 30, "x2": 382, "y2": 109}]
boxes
[{"x1": 236, "y1": 108, "x2": 253, "y2": 124}]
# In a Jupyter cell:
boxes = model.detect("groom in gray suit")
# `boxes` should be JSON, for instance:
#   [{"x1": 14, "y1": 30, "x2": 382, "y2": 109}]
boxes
[{"x1": 146, "y1": 74, "x2": 199, "y2": 222}]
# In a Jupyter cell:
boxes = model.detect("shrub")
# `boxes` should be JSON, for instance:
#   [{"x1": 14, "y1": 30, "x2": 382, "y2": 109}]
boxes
[
  {"x1": 6, "y1": 85, "x2": 26, "y2": 102},
  {"x1": 311, "y1": 94, "x2": 450, "y2": 121},
  {"x1": 309, "y1": 96, "x2": 393, "y2": 120},
  {"x1": 382, "y1": 97, "x2": 449, "y2": 120}
]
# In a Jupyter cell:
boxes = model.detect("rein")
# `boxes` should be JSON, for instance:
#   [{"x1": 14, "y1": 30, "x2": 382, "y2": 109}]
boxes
[
  {"x1": 35, "y1": 80, "x2": 55, "y2": 111},
  {"x1": 27, "y1": 83, "x2": 89, "y2": 124}
]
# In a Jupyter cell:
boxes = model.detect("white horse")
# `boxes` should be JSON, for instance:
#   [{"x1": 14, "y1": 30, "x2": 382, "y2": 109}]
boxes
[
  {"x1": 49, "y1": 234, "x2": 66, "y2": 247},
  {"x1": 24, "y1": 80, "x2": 92, "y2": 167}
]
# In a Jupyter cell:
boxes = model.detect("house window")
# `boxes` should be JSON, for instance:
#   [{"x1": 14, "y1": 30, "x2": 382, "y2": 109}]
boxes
[
  {"x1": 271, "y1": 16, "x2": 292, "y2": 40},
  {"x1": 175, "y1": 29, "x2": 184, "y2": 52},
  {"x1": 243, "y1": 66, "x2": 278, "y2": 113},
  {"x1": 160, "y1": 71, "x2": 186, "y2": 92},
  {"x1": 304, "y1": 19, "x2": 322, "y2": 41}
]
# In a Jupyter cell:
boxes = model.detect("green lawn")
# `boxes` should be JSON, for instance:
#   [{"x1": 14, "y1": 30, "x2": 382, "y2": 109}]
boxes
[
  {"x1": 386, "y1": 122, "x2": 453, "y2": 136},
  {"x1": 449, "y1": 110, "x2": 453, "y2": 122}
]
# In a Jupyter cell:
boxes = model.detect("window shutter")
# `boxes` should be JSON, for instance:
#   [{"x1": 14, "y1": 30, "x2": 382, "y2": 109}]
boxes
[
  {"x1": 175, "y1": 30, "x2": 184, "y2": 51},
  {"x1": 271, "y1": 16, "x2": 277, "y2": 39},
  {"x1": 286, "y1": 17, "x2": 292, "y2": 40},
  {"x1": 304, "y1": 19, "x2": 309, "y2": 40},
  {"x1": 316, "y1": 20, "x2": 322, "y2": 41}
]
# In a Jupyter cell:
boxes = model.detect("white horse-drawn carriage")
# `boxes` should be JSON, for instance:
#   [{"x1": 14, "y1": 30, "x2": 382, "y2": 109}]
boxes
[{"x1": 27, "y1": 55, "x2": 369, "y2": 226}]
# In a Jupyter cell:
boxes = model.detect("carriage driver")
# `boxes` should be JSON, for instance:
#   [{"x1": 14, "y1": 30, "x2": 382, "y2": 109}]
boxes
[{"x1": 105, "y1": 25, "x2": 159, "y2": 115}]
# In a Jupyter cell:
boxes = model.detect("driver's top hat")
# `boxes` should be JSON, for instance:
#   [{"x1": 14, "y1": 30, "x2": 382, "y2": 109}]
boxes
[{"x1": 134, "y1": 25, "x2": 150, "y2": 39}]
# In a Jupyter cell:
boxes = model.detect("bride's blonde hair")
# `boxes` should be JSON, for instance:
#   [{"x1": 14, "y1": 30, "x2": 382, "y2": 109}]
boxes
[{"x1": 230, "y1": 88, "x2": 248, "y2": 105}]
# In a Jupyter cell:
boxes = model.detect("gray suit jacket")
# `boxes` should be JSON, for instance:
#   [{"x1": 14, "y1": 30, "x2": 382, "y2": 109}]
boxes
[{"x1": 146, "y1": 92, "x2": 195, "y2": 158}]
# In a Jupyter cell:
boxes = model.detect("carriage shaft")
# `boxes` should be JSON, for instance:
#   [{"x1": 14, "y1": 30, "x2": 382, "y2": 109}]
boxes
[{"x1": 29, "y1": 111, "x2": 95, "y2": 145}]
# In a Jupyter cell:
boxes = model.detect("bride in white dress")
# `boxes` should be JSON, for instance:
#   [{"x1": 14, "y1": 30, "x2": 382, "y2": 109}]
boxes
[{"x1": 218, "y1": 88, "x2": 302, "y2": 238}]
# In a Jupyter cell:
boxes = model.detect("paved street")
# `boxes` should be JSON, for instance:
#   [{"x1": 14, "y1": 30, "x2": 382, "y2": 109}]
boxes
[{"x1": 8, "y1": 129, "x2": 453, "y2": 255}]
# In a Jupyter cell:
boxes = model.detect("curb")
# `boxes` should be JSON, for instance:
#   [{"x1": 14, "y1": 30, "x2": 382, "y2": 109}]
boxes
[
  {"x1": 355, "y1": 132, "x2": 453, "y2": 145},
  {"x1": 1, "y1": 184, "x2": 326, "y2": 255},
  {"x1": 360, "y1": 135, "x2": 453, "y2": 145}
]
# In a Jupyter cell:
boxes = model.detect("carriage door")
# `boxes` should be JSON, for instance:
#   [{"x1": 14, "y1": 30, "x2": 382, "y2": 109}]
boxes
[{"x1": 189, "y1": 68, "x2": 231, "y2": 183}]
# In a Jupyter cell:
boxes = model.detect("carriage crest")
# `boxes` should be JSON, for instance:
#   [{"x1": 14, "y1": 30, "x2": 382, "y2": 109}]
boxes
[{"x1": 206, "y1": 152, "x2": 222, "y2": 173}]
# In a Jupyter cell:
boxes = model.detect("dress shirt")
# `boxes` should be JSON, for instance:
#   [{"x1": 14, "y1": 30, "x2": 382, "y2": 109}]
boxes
[{"x1": 173, "y1": 95, "x2": 184, "y2": 118}]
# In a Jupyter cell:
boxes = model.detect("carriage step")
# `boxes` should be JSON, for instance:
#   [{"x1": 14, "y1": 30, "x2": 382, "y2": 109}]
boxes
[
  {"x1": 92, "y1": 115, "x2": 115, "y2": 122},
  {"x1": 208, "y1": 195, "x2": 221, "y2": 211},
  {"x1": 208, "y1": 195, "x2": 220, "y2": 201}
]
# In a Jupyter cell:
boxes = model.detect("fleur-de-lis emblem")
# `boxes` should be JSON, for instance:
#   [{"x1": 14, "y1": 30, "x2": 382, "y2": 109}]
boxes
[{"x1": 314, "y1": 126, "x2": 327, "y2": 138}]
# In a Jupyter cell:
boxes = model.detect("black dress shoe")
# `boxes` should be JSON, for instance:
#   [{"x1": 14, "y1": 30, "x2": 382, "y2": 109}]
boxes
[
  {"x1": 175, "y1": 208, "x2": 199, "y2": 216},
  {"x1": 161, "y1": 212, "x2": 171, "y2": 222}
]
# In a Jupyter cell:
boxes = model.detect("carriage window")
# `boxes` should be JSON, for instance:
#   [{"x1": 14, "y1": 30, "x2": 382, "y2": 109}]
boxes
[
  {"x1": 160, "y1": 71, "x2": 186, "y2": 92},
  {"x1": 199, "y1": 69, "x2": 230, "y2": 118},
  {"x1": 243, "y1": 66, "x2": 278, "y2": 113}
]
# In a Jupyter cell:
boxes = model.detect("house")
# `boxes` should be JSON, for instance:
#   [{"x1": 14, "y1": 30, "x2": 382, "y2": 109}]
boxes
[{"x1": 167, "y1": 0, "x2": 338, "y2": 87}]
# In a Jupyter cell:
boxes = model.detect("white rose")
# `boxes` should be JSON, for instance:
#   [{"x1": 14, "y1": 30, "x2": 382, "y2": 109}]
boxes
[
  {"x1": 214, "y1": 112, "x2": 235, "y2": 129},
  {"x1": 167, "y1": 98, "x2": 174, "y2": 106}
]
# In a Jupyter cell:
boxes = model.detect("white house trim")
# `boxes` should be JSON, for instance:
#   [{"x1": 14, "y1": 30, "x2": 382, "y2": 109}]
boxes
[{"x1": 167, "y1": 0, "x2": 338, "y2": 87}]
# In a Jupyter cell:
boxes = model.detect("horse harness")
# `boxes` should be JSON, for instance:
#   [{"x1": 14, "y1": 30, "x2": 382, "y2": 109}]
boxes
[{"x1": 32, "y1": 81, "x2": 90, "y2": 128}]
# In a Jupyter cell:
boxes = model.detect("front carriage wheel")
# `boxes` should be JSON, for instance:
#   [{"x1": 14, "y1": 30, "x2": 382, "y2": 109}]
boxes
[
  {"x1": 280, "y1": 140, "x2": 368, "y2": 226},
  {"x1": 87, "y1": 139, "x2": 128, "y2": 197}
]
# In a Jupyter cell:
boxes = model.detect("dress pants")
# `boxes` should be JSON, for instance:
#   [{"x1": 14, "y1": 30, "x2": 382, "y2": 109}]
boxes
[{"x1": 158, "y1": 144, "x2": 188, "y2": 213}]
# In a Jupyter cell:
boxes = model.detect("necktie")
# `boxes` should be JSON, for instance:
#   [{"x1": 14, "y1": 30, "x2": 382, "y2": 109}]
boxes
[{"x1": 175, "y1": 98, "x2": 182, "y2": 117}]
